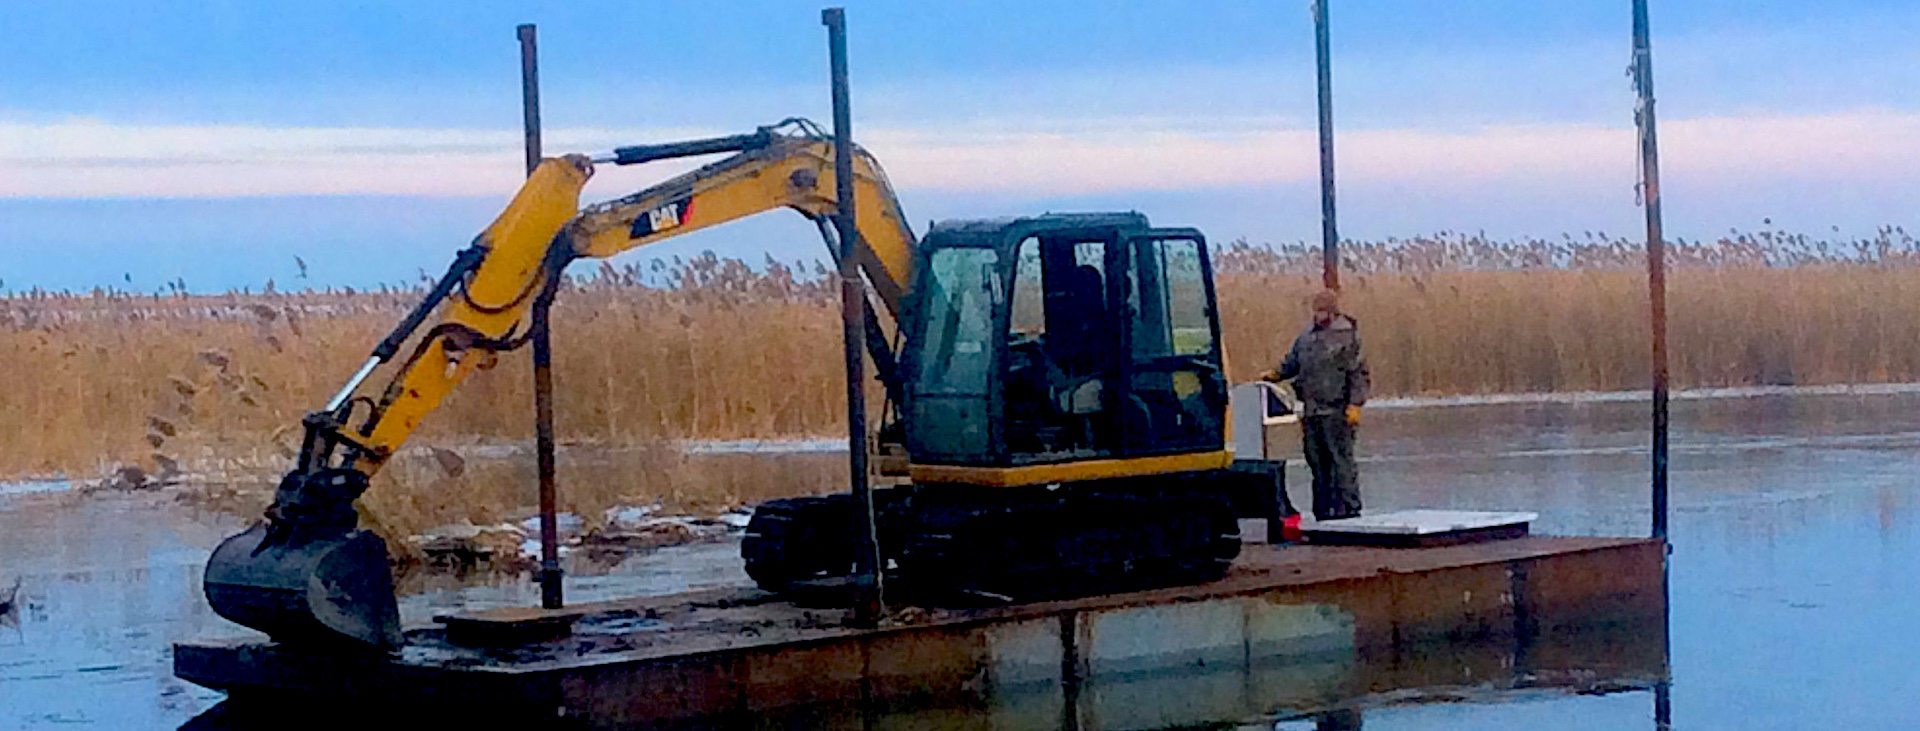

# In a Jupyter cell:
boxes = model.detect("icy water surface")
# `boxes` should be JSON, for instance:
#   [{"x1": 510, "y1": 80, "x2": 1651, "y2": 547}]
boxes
[{"x1": 3, "y1": 391, "x2": 1919, "y2": 728}]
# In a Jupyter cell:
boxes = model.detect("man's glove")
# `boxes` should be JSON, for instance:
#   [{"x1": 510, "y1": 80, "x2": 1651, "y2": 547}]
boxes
[
  {"x1": 1258, "y1": 369, "x2": 1283, "y2": 383},
  {"x1": 1345, "y1": 405, "x2": 1362, "y2": 426}
]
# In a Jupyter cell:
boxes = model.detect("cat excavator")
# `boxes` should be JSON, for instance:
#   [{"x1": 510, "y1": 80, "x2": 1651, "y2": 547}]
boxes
[{"x1": 202, "y1": 118, "x2": 1290, "y2": 650}]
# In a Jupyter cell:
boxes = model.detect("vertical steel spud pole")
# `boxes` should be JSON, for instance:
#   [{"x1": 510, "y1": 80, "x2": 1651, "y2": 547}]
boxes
[
  {"x1": 518, "y1": 24, "x2": 543, "y2": 177},
  {"x1": 1632, "y1": 2, "x2": 1672, "y2": 726},
  {"x1": 519, "y1": 22, "x2": 564, "y2": 610},
  {"x1": 824, "y1": 6, "x2": 884, "y2": 627},
  {"x1": 1312, "y1": 0, "x2": 1340, "y2": 290},
  {"x1": 1632, "y1": 0, "x2": 1668, "y2": 543}
]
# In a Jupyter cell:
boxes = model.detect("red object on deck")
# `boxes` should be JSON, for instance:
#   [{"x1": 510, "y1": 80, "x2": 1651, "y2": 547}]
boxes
[{"x1": 1281, "y1": 514, "x2": 1304, "y2": 543}]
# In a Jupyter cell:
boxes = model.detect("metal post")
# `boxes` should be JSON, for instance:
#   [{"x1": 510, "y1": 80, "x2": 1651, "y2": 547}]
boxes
[
  {"x1": 1632, "y1": 0, "x2": 1668, "y2": 541},
  {"x1": 517, "y1": 24, "x2": 543, "y2": 177},
  {"x1": 520, "y1": 22, "x2": 563, "y2": 610},
  {"x1": 1634, "y1": 9, "x2": 1674, "y2": 724},
  {"x1": 823, "y1": 6, "x2": 884, "y2": 627},
  {"x1": 532, "y1": 307, "x2": 563, "y2": 610},
  {"x1": 1654, "y1": 678, "x2": 1672, "y2": 729},
  {"x1": 1312, "y1": 0, "x2": 1340, "y2": 290}
]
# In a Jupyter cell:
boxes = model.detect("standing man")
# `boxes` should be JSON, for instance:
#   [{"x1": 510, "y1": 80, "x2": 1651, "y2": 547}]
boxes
[{"x1": 1263, "y1": 289, "x2": 1369, "y2": 521}]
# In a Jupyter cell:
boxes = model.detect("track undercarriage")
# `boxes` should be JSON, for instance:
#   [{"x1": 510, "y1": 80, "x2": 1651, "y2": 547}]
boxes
[{"x1": 743, "y1": 469, "x2": 1275, "y2": 605}]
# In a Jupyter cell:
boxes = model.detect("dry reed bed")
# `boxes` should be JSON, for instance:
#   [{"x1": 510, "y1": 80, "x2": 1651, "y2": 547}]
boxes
[{"x1": 8, "y1": 234, "x2": 1920, "y2": 538}]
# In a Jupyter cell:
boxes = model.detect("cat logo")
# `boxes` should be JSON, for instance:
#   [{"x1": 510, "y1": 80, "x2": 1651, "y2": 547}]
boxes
[
  {"x1": 629, "y1": 196, "x2": 695, "y2": 239},
  {"x1": 647, "y1": 203, "x2": 682, "y2": 231}
]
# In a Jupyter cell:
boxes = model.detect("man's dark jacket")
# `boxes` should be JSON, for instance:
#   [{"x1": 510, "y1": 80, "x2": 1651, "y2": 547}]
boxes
[{"x1": 1276, "y1": 314, "x2": 1370, "y2": 417}]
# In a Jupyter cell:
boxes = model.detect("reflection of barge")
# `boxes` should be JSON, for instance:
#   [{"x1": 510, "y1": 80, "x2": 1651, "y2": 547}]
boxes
[{"x1": 176, "y1": 536, "x2": 1666, "y2": 728}]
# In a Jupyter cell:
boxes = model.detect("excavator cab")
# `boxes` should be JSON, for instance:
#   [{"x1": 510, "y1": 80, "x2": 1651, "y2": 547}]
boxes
[
  {"x1": 744, "y1": 214, "x2": 1257, "y2": 601},
  {"x1": 743, "y1": 213, "x2": 1254, "y2": 601},
  {"x1": 902, "y1": 213, "x2": 1228, "y2": 473}
]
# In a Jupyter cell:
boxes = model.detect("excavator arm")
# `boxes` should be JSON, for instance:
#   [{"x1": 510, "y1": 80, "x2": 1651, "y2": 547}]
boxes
[
  {"x1": 205, "y1": 119, "x2": 919, "y2": 649},
  {"x1": 312, "y1": 118, "x2": 915, "y2": 478},
  {"x1": 574, "y1": 117, "x2": 915, "y2": 315}
]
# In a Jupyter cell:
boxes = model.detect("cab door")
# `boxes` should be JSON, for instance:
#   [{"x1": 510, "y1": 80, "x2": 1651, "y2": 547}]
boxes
[
  {"x1": 1116, "y1": 230, "x2": 1226, "y2": 454},
  {"x1": 1002, "y1": 230, "x2": 1123, "y2": 462}
]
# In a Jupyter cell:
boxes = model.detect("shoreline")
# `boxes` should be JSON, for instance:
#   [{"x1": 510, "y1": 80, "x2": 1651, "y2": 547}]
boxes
[{"x1": 7, "y1": 380, "x2": 1920, "y2": 493}]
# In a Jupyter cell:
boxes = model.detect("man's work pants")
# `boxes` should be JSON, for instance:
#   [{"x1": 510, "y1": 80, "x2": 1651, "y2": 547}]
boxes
[{"x1": 1302, "y1": 414, "x2": 1362, "y2": 521}]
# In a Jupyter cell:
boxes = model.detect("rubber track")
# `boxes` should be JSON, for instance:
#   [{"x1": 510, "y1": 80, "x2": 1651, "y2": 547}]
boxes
[
  {"x1": 741, "y1": 495, "x2": 853, "y2": 592},
  {"x1": 744, "y1": 493, "x2": 1241, "y2": 604},
  {"x1": 898, "y1": 494, "x2": 1241, "y2": 603}
]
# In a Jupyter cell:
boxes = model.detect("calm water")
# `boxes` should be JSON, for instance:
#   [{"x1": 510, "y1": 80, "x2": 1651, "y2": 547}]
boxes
[{"x1": 2, "y1": 391, "x2": 1918, "y2": 729}]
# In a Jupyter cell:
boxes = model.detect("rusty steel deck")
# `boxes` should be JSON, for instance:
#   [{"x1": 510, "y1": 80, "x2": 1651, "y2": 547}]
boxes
[{"x1": 175, "y1": 536, "x2": 1667, "y2": 728}]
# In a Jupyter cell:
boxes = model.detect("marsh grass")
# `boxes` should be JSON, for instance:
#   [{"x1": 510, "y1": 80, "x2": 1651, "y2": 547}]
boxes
[
  {"x1": 8, "y1": 229, "x2": 1920, "y2": 538},
  {"x1": 355, "y1": 444, "x2": 847, "y2": 559}
]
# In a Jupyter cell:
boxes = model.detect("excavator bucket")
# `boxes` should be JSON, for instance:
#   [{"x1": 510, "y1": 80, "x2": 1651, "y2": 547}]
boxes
[{"x1": 204, "y1": 522, "x2": 403, "y2": 650}]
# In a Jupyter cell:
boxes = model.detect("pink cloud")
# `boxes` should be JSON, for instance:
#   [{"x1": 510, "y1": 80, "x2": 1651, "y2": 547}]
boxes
[{"x1": 1, "y1": 111, "x2": 1915, "y2": 200}]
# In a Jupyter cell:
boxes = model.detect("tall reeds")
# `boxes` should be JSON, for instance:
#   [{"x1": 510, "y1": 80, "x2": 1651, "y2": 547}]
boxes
[{"x1": 6, "y1": 228, "x2": 1920, "y2": 487}]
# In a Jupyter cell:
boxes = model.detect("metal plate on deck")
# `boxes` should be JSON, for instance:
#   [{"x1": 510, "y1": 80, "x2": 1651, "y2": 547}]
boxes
[
  {"x1": 1303, "y1": 509, "x2": 1536, "y2": 547},
  {"x1": 436, "y1": 605, "x2": 587, "y2": 646}
]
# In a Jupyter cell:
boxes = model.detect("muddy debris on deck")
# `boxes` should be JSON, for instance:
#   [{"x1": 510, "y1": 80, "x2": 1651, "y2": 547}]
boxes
[{"x1": 410, "y1": 504, "x2": 754, "y2": 571}]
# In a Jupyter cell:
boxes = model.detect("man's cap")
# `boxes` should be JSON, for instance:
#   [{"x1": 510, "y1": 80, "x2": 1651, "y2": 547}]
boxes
[{"x1": 1311, "y1": 288, "x2": 1340, "y2": 313}]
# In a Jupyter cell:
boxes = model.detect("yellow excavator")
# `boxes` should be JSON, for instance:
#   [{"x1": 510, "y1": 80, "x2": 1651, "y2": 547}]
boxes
[{"x1": 203, "y1": 118, "x2": 1291, "y2": 650}]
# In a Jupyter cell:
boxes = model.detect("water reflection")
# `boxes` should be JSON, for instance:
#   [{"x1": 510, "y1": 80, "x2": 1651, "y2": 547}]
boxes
[
  {"x1": 177, "y1": 620, "x2": 1663, "y2": 730},
  {"x1": 0, "y1": 493, "x2": 242, "y2": 729}
]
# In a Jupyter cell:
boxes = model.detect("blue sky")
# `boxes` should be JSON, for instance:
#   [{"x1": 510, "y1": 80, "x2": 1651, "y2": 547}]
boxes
[{"x1": 4, "y1": 0, "x2": 1919, "y2": 291}]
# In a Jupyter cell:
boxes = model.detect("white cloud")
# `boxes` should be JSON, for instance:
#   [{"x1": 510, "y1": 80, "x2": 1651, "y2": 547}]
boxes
[
  {"x1": 1, "y1": 110, "x2": 1917, "y2": 201},
  {"x1": 0, "y1": 119, "x2": 715, "y2": 198}
]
